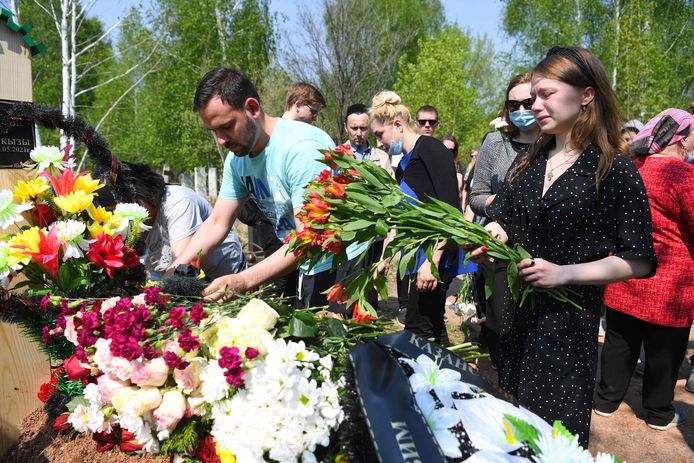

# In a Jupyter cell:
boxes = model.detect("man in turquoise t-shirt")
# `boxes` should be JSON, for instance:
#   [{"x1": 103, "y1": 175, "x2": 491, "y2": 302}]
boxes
[{"x1": 171, "y1": 67, "x2": 335, "y2": 303}]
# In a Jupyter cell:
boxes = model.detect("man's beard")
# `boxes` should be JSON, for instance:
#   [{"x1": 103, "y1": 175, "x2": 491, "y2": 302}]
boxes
[{"x1": 226, "y1": 116, "x2": 260, "y2": 156}]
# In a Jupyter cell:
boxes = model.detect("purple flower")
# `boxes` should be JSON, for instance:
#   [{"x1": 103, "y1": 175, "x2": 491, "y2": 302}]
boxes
[
  {"x1": 39, "y1": 294, "x2": 51, "y2": 311},
  {"x1": 189, "y1": 302, "x2": 207, "y2": 325},
  {"x1": 166, "y1": 306, "x2": 186, "y2": 329},
  {"x1": 144, "y1": 286, "x2": 163, "y2": 306},
  {"x1": 142, "y1": 344, "x2": 158, "y2": 360},
  {"x1": 244, "y1": 347, "x2": 259, "y2": 360},
  {"x1": 178, "y1": 330, "x2": 199, "y2": 353},
  {"x1": 41, "y1": 326, "x2": 51, "y2": 344},
  {"x1": 163, "y1": 351, "x2": 189, "y2": 370}
]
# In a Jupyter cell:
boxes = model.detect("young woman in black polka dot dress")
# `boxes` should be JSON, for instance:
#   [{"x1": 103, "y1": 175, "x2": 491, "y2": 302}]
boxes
[{"x1": 470, "y1": 46, "x2": 657, "y2": 447}]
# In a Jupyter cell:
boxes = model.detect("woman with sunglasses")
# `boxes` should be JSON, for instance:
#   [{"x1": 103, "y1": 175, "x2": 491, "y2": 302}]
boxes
[
  {"x1": 470, "y1": 46, "x2": 656, "y2": 446},
  {"x1": 594, "y1": 109, "x2": 694, "y2": 431},
  {"x1": 469, "y1": 73, "x2": 540, "y2": 375}
]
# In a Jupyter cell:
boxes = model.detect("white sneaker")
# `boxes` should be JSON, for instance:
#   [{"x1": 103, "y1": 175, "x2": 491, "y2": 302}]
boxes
[
  {"x1": 593, "y1": 408, "x2": 614, "y2": 417},
  {"x1": 647, "y1": 409, "x2": 686, "y2": 431}
]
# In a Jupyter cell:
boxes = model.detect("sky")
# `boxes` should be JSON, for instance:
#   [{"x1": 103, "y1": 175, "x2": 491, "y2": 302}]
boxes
[{"x1": 83, "y1": 0, "x2": 514, "y2": 53}]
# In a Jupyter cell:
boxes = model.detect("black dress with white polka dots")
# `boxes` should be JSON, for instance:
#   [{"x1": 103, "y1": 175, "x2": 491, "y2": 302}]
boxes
[{"x1": 488, "y1": 143, "x2": 657, "y2": 447}]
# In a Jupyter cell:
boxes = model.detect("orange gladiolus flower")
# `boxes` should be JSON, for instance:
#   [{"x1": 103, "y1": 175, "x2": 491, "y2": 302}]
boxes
[
  {"x1": 352, "y1": 302, "x2": 375, "y2": 324},
  {"x1": 326, "y1": 283, "x2": 347, "y2": 304},
  {"x1": 305, "y1": 197, "x2": 330, "y2": 224}
]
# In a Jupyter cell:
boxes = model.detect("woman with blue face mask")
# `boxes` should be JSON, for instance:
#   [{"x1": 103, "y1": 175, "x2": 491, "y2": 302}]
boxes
[{"x1": 468, "y1": 73, "x2": 540, "y2": 376}]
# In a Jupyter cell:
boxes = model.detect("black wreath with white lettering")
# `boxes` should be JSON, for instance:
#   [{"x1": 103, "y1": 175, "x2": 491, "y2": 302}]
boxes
[{"x1": 0, "y1": 102, "x2": 137, "y2": 202}]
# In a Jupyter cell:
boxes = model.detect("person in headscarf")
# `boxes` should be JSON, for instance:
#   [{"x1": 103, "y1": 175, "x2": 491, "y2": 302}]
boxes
[{"x1": 594, "y1": 108, "x2": 694, "y2": 431}]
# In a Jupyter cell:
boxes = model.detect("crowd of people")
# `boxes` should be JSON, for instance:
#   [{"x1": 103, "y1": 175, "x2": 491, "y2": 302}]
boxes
[{"x1": 113, "y1": 46, "x2": 692, "y2": 448}]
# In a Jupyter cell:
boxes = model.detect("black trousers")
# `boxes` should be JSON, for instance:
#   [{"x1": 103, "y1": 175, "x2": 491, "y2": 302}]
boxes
[
  {"x1": 295, "y1": 270, "x2": 335, "y2": 309},
  {"x1": 594, "y1": 307, "x2": 690, "y2": 426},
  {"x1": 404, "y1": 273, "x2": 451, "y2": 346}
]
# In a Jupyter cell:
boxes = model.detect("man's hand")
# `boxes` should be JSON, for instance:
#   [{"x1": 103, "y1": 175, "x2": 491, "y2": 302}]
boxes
[{"x1": 201, "y1": 273, "x2": 251, "y2": 302}]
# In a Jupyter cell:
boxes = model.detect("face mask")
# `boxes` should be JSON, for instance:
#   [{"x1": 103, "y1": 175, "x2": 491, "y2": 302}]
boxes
[
  {"x1": 388, "y1": 125, "x2": 403, "y2": 156},
  {"x1": 508, "y1": 109, "x2": 537, "y2": 129}
]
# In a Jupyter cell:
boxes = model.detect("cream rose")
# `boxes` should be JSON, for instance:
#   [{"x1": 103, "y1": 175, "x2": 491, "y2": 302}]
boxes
[
  {"x1": 236, "y1": 298, "x2": 280, "y2": 330},
  {"x1": 173, "y1": 358, "x2": 206, "y2": 394},
  {"x1": 152, "y1": 390, "x2": 187, "y2": 432},
  {"x1": 111, "y1": 386, "x2": 162, "y2": 416},
  {"x1": 130, "y1": 358, "x2": 170, "y2": 387}
]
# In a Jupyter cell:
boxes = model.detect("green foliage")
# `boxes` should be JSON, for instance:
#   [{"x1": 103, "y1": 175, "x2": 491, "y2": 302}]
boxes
[
  {"x1": 159, "y1": 416, "x2": 207, "y2": 456},
  {"x1": 499, "y1": 0, "x2": 694, "y2": 120},
  {"x1": 395, "y1": 25, "x2": 501, "y2": 162}
]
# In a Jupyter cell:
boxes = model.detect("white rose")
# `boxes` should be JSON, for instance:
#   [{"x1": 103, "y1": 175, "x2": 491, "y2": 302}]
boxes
[{"x1": 111, "y1": 386, "x2": 162, "y2": 416}]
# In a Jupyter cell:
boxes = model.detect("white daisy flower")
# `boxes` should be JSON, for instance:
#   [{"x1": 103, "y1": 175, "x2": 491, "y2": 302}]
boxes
[
  {"x1": 54, "y1": 220, "x2": 90, "y2": 260},
  {"x1": 0, "y1": 189, "x2": 33, "y2": 229},
  {"x1": 30, "y1": 146, "x2": 74, "y2": 173}
]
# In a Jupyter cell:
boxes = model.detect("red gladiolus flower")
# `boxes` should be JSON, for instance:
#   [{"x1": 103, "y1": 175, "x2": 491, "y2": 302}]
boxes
[
  {"x1": 322, "y1": 234, "x2": 343, "y2": 255},
  {"x1": 86, "y1": 233, "x2": 128, "y2": 278},
  {"x1": 52, "y1": 413, "x2": 72, "y2": 433},
  {"x1": 326, "y1": 283, "x2": 347, "y2": 304},
  {"x1": 323, "y1": 150, "x2": 338, "y2": 169},
  {"x1": 41, "y1": 168, "x2": 85, "y2": 196},
  {"x1": 323, "y1": 180, "x2": 345, "y2": 199},
  {"x1": 63, "y1": 353, "x2": 91, "y2": 381},
  {"x1": 316, "y1": 169, "x2": 333, "y2": 183},
  {"x1": 23, "y1": 227, "x2": 61, "y2": 279},
  {"x1": 352, "y1": 302, "x2": 376, "y2": 324},
  {"x1": 334, "y1": 143, "x2": 353, "y2": 156},
  {"x1": 305, "y1": 197, "x2": 330, "y2": 224}
]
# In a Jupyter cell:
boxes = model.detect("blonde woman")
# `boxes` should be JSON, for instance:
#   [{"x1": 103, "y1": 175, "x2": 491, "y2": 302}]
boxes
[{"x1": 370, "y1": 91, "x2": 461, "y2": 345}]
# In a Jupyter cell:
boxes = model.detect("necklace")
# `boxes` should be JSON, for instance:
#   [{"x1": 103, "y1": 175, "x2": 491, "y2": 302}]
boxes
[{"x1": 546, "y1": 150, "x2": 578, "y2": 181}]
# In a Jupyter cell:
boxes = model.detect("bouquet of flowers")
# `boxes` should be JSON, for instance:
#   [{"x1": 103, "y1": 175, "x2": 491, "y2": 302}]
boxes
[
  {"x1": 36, "y1": 286, "x2": 395, "y2": 462},
  {"x1": 0, "y1": 145, "x2": 147, "y2": 296},
  {"x1": 285, "y1": 145, "x2": 581, "y2": 318}
]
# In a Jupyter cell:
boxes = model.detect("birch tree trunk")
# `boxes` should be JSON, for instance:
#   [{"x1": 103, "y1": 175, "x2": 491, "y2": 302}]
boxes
[
  {"x1": 9, "y1": 0, "x2": 19, "y2": 22},
  {"x1": 611, "y1": 0, "x2": 620, "y2": 91},
  {"x1": 59, "y1": 0, "x2": 70, "y2": 147}
]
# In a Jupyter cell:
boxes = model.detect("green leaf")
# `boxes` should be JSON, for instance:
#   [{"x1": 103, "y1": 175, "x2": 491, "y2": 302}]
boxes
[
  {"x1": 506, "y1": 260, "x2": 519, "y2": 302},
  {"x1": 484, "y1": 264, "x2": 496, "y2": 299},
  {"x1": 552, "y1": 420, "x2": 574, "y2": 440},
  {"x1": 514, "y1": 243, "x2": 532, "y2": 261},
  {"x1": 399, "y1": 247, "x2": 419, "y2": 279},
  {"x1": 502, "y1": 414, "x2": 541, "y2": 454},
  {"x1": 326, "y1": 318, "x2": 348, "y2": 337},
  {"x1": 288, "y1": 312, "x2": 318, "y2": 337},
  {"x1": 343, "y1": 219, "x2": 375, "y2": 231}
]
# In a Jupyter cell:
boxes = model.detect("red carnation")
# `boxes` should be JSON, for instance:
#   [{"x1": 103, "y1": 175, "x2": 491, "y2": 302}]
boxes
[
  {"x1": 195, "y1": 436, "x2": 221, "y2": 463},
  {"x1": 37, "y1": 382, "x2": 56, "y2": 402}
]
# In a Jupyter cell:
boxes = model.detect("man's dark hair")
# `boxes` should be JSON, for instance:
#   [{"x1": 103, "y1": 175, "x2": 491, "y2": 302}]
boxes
[
  {"x1": 193, "y1": 67, "x2": 260, "y2": 112},
  {"x1": 416, "y1": 104, "x2": 438, "y2": 119},
  {"x1": 345, "y1": 103, "x2": 368, "y2": 122}
]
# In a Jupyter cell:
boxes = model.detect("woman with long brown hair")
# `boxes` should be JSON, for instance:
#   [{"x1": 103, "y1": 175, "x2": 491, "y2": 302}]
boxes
[{"x1": 471, "y1": 46, "x2": 657, "y2": 446}]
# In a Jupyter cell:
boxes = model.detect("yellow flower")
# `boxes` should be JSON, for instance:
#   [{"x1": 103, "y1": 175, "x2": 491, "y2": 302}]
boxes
[
  {"x1": 73, "y1": 173, "x2": 104, "y2": 196},
  {"x1": 335, "y1": 455, "x2": 349, "y2": 463},
  {"x1": 8, "y1": 226, "x2": 41, "y2": 265},
  {"x1": 13, "y1": 176, "x2": 50, "y2": 203},
  {"x1": 216, "y1": 444, "x2": 236, "y2": 463},
  {"x1": 53, "y1": 190, "x2": 94, "y2": 214},
  {"x1": 87, "y1": 205, "x2": 114, "y2": 224},
  {"x1": 87, "y1": 221, "x2": 116, "y2": 238}
]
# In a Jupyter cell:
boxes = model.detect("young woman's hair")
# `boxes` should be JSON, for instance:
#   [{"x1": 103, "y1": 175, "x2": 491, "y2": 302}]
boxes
[
  {"x1": 501, "y1": 72, "x2": 532, "y2": 139},
  {"x1": 368, "y1": 91, "x2": 414, "y2": 127},
  {"x1": 440, "y1": 134, "x2": 460, "y2": 166},
  {"x1": 507, "y1": 46, "x2": 626, "y2": 188}
]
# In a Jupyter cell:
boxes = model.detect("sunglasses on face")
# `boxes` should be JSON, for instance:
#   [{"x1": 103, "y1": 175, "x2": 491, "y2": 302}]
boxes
[
  {"x1": 417, "y1": 119, "x2": 438, "y2": 127},
  {"x1": 307, "y1": 106, "x2": 320, "y2": 116},
  {"x1": 506, "y1": 98, "x2": 534, "y2": 112}
]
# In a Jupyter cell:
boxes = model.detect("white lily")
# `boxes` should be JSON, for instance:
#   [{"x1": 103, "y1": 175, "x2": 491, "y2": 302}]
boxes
[
  {"x1": 402, "y1": 354, "x2": 473, "y2": 407},
  {"x1": 415, "y1": 391, "x2": 463, "y2": 458},
  {"x1": 54, "y1": 220, "x2": 90, "y2": 260}
]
